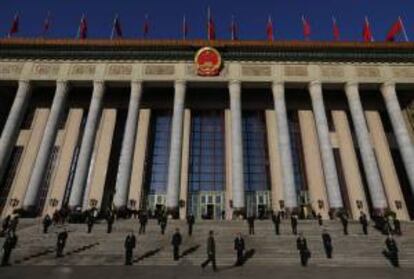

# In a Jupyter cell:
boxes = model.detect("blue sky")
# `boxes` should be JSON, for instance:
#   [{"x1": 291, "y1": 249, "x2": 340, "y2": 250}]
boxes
[{"x1": 1, "y1": 0, "x2": 412, "y2": 41}]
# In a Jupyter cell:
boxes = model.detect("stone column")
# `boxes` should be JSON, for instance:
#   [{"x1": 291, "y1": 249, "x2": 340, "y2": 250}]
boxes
[
  {"x1": 381, "y1": 82, "x2": 414, "y2": 193},
  {"x1": 0, "y1": 80, "x2": 32, "y2": 185},
  {"x1": 229, "y1": 80, "x2": 245, "y2": 214},
  {"x1": 308, "y1": 81, "x2": 343, "y2": 210},
  {"x1": 23, "y1": 81, "x2": 69, "y2": 211},
  {"x1": 272, "y1": 82, "x2": 297, "y2": 210},
  {"x1": 113, "y1": 81, "x2": 143, "y2": 210},
  {"x1": 345, "y1": 82, "x2": 387, "y2": 211},
  {"x1": 68, "y1": 81, "x2": 105, "y2": 209},
  {"x1": 166, "y1": 80, "x2": 186, "y2": 215}
]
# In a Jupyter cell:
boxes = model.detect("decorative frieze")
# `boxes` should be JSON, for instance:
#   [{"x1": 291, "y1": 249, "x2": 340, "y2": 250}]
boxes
[
  {"x1": 0, "y1": 63, "x2": 23, "y2": 76},
  {"x1": 186, "y1": 64, "x2": 227, "y2": 76},
  {"x1": 241, "y1": 65, "x2": 271, "y2": 77},
  {"x1": 284, "y1": 66, "x2": 308, "y2": 77},
  {"x1": 106, "y1": 64, "x2": 132, "y2": 76},
  {"x1": 356, "y1": 67, "x2": 381, "y2": 78},
  {"x1": 321, "y1": 66, "x2": 344, "y2": 78},
  {"x1": 392, "y1": 67, "x2": 414, "y2": 78},
  {"x1": 144, "y1": 65, "x2": 175, "y2": 75},
  {"x1": 70, "y1": 64, "x2": 96, "y2": 76},
  {"x1": 32, "y1": 63, "x2": 60, "y2": 76}
]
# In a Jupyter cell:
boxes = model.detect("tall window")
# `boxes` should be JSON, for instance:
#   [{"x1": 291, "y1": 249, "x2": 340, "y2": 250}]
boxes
[
  {"x1": 36, "y1": 146, "x2": 59, "y2": 214},
  {"x1": 288, "y1": 111, "x2": 307, "y2": 194},
  {"x1": 188, "y1": 111, "x2": 225, "y2": 192},
  {"x1": 242, "y1": 111, "x2": 270, "y2": 192},
  {"x1": 145, "y1": 111, "x2": 172, "y2": 195}
]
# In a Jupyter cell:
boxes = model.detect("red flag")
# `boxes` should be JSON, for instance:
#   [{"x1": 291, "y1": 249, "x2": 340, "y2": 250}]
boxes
[
  {"x1": 207, "y1": 7, "x2": 215, "y2": 40},
  {"x1": 230, "y1": 16, "x2": 238, "y2": 40},
  {"x1": 362, "y1": 17, "x2": 374, "y2": 42},
  {"x1": 143, "y1": 14, "x2": 149, "y2": 38},
  {"x1": 332, "y1": 17, "x2": 340, "y2": 41},
  {"x1": 111, "y1": 14, "x2": 122, "y2": 39},
  {"x1": 302, "y1": 16, "x2": 311, "y2": 40},
  {"x1": 43, "y1": 12, "x2": 51, "y2": 36},
  {"x1": 266, "y1": 16, "x2": 274, "y2": 41},
  {"x1": 386, "y1": 18, "x2": 403, "y2": 41},
  {"x1": 182, "y1": 15, "x2": 188, "y2": 40},
  {"x1": 78, "y1": 15, "x2": 87, "y2": 39},
  {"x1": 8, "y1": 13, "x2": 19, "y2": 37}
]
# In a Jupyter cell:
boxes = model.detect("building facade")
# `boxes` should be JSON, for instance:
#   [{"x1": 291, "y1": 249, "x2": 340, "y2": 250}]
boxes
[{"x1": 0, "y1": 39, "x2": 413, "y2": 220}]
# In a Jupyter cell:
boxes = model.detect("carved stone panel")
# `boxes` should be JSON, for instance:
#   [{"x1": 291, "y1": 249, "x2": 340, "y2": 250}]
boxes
[
  {"x1": 392, "y1": 67, "x2": 414, "y2": 78},
  {"x1": 284, "y1": 66, "x2": 308, "y2": 77},
  {"x1": 144, "y1": 65, "x2": 175, "y2": 75},
  {"x1": 356, "y1": 67, "x2": 381, "y2": 78},
  {"x1": 32, "y1": 63, "x2": 60, "y2": 76},
  {"x1": 0, "y1": 63, "x2": 23, "y2": 76},
  {"x1": 321, "y1": 66, "x2": 344, "y2": 78},
  {"x1": 241, "y1": 65, "x2": 271, "y2": 77},
  {"x1": 186, "y1": 64, "x2": 228, "y2": 77},
  {"x1": 70, "y1": 64, "x2": 96, "y2": 76},
  {"x1": 106, "y1": 64, "x2": 132, "y2": 76}
]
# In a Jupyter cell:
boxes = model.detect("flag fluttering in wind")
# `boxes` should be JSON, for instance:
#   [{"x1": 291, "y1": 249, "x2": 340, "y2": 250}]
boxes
[
  {"x1": 182, "y1": 15, "x2": 189, "y2": 40},
  {"x1": 266, "y1": 16, "x2": 274, "y2": 41},
  {"x1": 362, "y1": 17, "x2": 374, "y2": 42},
  {"x1": 78, "y1": 14, "x2": 87, "y2": 39},
  {"x1": 43, "y1": 11, "x2": 51, "y2": 37},
  {"x1": 386, "y1": 17, "x2": 409, "y2": 42},
  {"x1": 8, "y1": 13, "x2": 19, "y2": 37},
  {"x1": 207, "y1": 7, "x2": 216, "y2": 40},
  {"x1": 230, "y1": 15, "x2": 238, "y2": 40},
  {"x1": 302, "y1": 16, "x2": 311, "y2": 40},
  {"x1": 143, "y1": 14, "x2": 149, "y2": 38},
  {"x1": 332, "y1": 17, "x2": 340, "y2": 41},
  {"x1": 111, "y1": 14, "x2": 123, "y2": 39}
]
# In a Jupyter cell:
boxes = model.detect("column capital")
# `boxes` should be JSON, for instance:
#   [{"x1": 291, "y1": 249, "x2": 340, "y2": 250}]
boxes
[
  {"x1": 345, "y1": 81, "x2": 359, "y2": 90},
  {"x1": 309, "y1": 80, "x2": 322, "y2": 89},
  {"x1": 229, "y1": 79, "x2": 241, "y2": 86},
  {"x1": 272, "y1": 80, "x2": 284, "y2": 87},
  {"x1": 175, "y1": 79, "x2": 186, "y2": 87},
  {"x1": 18, "y1": 79, "x2": 30, "y2": 86},
  {"x1": 56, "y1": 80, "x2": 69, "y2": 90},
  {"x1": 93, "y1": 80, "x2": 105, "y2": 86},
  {"x1": 381, "y1": 81, "x2": 395, "y2": 91},
  {"x1": 131, "y1": 79, "x2": 143, "y2": 85}
]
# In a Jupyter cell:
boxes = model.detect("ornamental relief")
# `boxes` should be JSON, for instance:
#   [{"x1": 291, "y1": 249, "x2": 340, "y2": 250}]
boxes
[
  {"x1": 144, "y1": 65, "x2": 175, "y2": 75},
  {"x1": 106, "y1": 64, "x2": 132, "y2": 76},
  {"x1": 32, "y1": 63, "x2": 60, "y2": 76},
  {"x1": 241, "y1": 65, "x2": 271, "y2": 77},
  {"x1": 392, "y1": 67, "x2": 414, "y2": 78},
  {"x1": 320, "y1": 66, "x2": 344, "y2": 78},
  {"x1": 186, "y1": 64, "x2": 228, "y2": 77},
  {"x1": 284, "y1": 66, "x2": 308, "y2": 77},
  {"x1": 356, "y1": 67, "x2": 381, "y2": 78},
  {"x1": 0, "y1": 63, "x2": 23, "y2": 75},
  {"x1": 70, "y1": 64, "x2": 96, "y2": 76}
]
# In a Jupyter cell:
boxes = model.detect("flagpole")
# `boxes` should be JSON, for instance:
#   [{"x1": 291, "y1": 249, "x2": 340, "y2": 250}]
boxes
[
  {"x1": 182, "y1": 15, "x2": 186, "y2": 40},
  {"x1": 399, "y1": 16, "x2": 409, "y2": 42},
  {"x1": 365, "y1": 16, "x2": 374, "y2": 42},
  {"x1": 207, "y1": 6, "x2": 211, "y2": 40},
  {"x1": 77, "y1": 14, "x2": 83, "y2": 39},
  {"x1": 111, "y1": 14, "x2": 117, "y2": 40}
]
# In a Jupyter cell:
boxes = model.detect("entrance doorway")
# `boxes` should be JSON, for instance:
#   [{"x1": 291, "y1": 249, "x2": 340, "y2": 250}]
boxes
[{"x1": 188, "y1": 191, "x2": 225, "y2": 220}]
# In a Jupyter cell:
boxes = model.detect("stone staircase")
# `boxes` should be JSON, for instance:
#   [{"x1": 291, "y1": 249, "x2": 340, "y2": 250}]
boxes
[{"x1": 2, "y1": 218, "x2": 414, "y2": 267}]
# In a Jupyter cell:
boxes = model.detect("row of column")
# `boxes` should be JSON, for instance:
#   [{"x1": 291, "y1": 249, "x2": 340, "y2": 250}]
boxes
[{"x1": 0, "y1": 79, "x2": 413, "y2": 216}]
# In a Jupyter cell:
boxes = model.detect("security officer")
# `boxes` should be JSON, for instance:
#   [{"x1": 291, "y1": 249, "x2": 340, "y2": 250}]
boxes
[
  {"x1": 234, "y1": 232, "x2": 245, "y2": 266},
  {"x1": 171, "y1": 228, "x2": 182, "y2": 261}
]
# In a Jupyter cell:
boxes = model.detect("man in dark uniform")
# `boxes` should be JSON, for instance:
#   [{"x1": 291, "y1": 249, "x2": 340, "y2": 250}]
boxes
[
  {"x1": 247, "y1": 215, "x2": 255, "y2": 235},
  {"x1": 171, "y1": 228, "x2": 182, "y2": 260},
  {"x1": 9, "y1": 215, "x2": 19, "y2": 233},
  {"x1": 296, "y1": 232, "x2": 310, "y2": 266},
  {"x1": 394, "y1": 217, "x2": 401, "y2": 236},
  {"x1": 160, "y1": 214, "x2": 168, "y2": 235},
  {"x1": 359, "y1": 211, "x2": 368, "y2": 235},
  {"x1": 56, "y1": 229, "x2": 68, "y2": 258},
  {"x1": 383, "y1": 234, "x2": 399, "y2": 267},
  {"x1": 86, "y1": 213, "x2": 94, "y2": 234},
  {"x1": 291, "y1": 214, "x2": 298, "y2": 235},
  {"x1": 321, "y1": 229, "x2": 333, "y2": 259},
  {"x1": 43, "y1": 214, "x2": 52, "y2": 234},
  {"x1": 339, "y1": 212, "x2": 348, "y2": 235},
  {"x1": 317, "y1": 213, "x2": 323, "y2": 226},
  {"x1": 1, "y1": 215, "x2": 11, "y2": 236},
  {"x1": 234, "y1": 232, "x2": 245, "y2": 266},
  {"x1": 1, "y1": 231, "x2": 18, "y2": 266},
  {"x1": 106, "y1": 210, "x2": 115, "y2": 234},
  {"x1": 138, "y1": 211, "x2": 148, "y2": 234},
  {"x1": 272, "y1": 212, "x2": 281, "y2": 235},
  {"x1": 124, "y1": 231, "x2": 136, "y2": 265},
  {"x1": 201, "y1": 230, "x2": 217, "y2": 271},
  {"x1": 186, "y1": 214, "x2": 195, "y2": 236}
]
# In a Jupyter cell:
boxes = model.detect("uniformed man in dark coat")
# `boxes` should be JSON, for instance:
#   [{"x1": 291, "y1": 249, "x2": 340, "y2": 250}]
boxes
[
  {"x1": 186, "y1": 214, "x2": 195, "y2": 236},
  {"x1": 160, "y1": 214, "x2": 168, "y2": 235},
  {"x1": 291, "y1": 214, "x2": 298, "y2": 235},
  {"x1": 124, "y1": 231, "x2": 136, "y2": 265},
  {"x1": 56, "y1": 229, "x2": 68, "y2": 258},
  {"x1": 9, "y1": 215, "x2": 19, "y2": 233},
  {"x1": 1, "y1": 231, "x2": 18, "y2": 266},
  {"x1": 383, "y1": 234, "x2": 399, "y2": 267},
  {"x1": 272, "y1": 212, "x2": 281, "y2": 235},
  {"x1": 43, "y1": 214, "x2": 52, "y2": 234},
  {"x1": 234, "y1": 232, "x2": 245, "y2": 266},
  {"x1": 1, "y1": 215, "x2": 11, "y2": 235},
  {"x1": 296, "y1": 233, "x2": 310, "y2": 266},
  {"x1": 247, "y1": 215, "x2": 255, "y2": 235},
  {"x1": 86, "y1": 214, "x2": 94, "y2": 234},
  {"x1": 106, "y1": 210, "x2": 115, "y2": 234},
  {"x1": 317, "y1": 213, "x2": 323, "y2": 226},
  {"x1": 394, "y1": 217, "x2": 401, "y2": 236},
  {"x1": 339, "y1": 212, "x2": 349, "y2": 235},
  {"x1": 171, "y1": 228, "x2": 182, "y2": 261},
  {"x1": 201, "y1": 230, "x2": 217, "y2": 271},
  {"x1": 359, "y1": 211, "x2": 368, "y2": 235},
  {"x1": 321, "y1": 229, "x2": 333, "y2": 259},
  {"x1": 138, "y1": 211, "x2": 148, "y2": 234}
]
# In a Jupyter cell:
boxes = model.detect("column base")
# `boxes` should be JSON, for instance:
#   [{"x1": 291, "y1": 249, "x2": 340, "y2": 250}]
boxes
[
  {"x1": 19, "y1": 206, "x2": 38, "y2": 218},
  {"x1": 232, "y1": 207, "x2": 246, "y2": 219},
  {"x1": 281, "y1": 207, "x2": 299, "y2": 219},
  {"x1": 329, "y1": 207, "x2": 345, "y2": 220},
  {"x1": 114, "y1": 206, "x2": 130, "y2": 218},
  {"x1": 166, "y1": 207, "x2": 179, "y2": 219},
  {"x1": 373, "y1": 207, "x2": 388, "y2": 218}
]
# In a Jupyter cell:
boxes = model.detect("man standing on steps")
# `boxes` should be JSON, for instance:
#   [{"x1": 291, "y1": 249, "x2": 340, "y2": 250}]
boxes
[
  {"x1": 171, "y1": 228, "x2": 182, "y2": 261},
  {"x1": 291, "y1": 213, "x2": 298, "y2": 235},
  {"x1": 106, "y1": 210, "x2": 115, "y2": 234},
  {"x1": 43, "y1": 214, "x2": 52, "y2": 234},
  {"x1": 296, "y1": 232, "x2": 310, "y2": 267},
  {"x1": 383, "y1": 234, "x2": 399, "y2": 267},
  {"x1": 201, "y1": 230, "x2": 217, "y2": 271},
  {"x1": 1, "y1": 230, "x2": 18, "y2": 266},
  {"x1": 138, "y1": 211, "x2": 148, "y2": 234},
  {"x1": 234, "y1": 232, "x2": 245, "y2": 266},
  {"x1": 160, "y1": 213, "x2": 168, "y2": 235},
  {"x1": 124, "y1": 231, "x2": 136, "y2": 265},
  {"x1": 317, "y1": 213, "x2": 323, "y2": 226},
  {"x1": 272, "y1": 212, "x2": 281, "y2": 235},
  {"x1": 247, "y1": 215, "x2": 255, "y2": 235},
  {"x1": 321, "y1": 229, "x2": 333, "y2": 259},
  {"x1": 339, "y1": 212, "x2": 349, "y2": 235},
  {"x1": 359, "y1": 211, "x2": 368, "y2": 235},
  {"x1": 56, "y1": 228, "x2": 68, "y2": 258},
  {"x1": 186, "y1": 214, "x2": 195, "y2": 236},
  {"x1": 86, "y1": 213, "x2": 94, "y2": 234}
]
